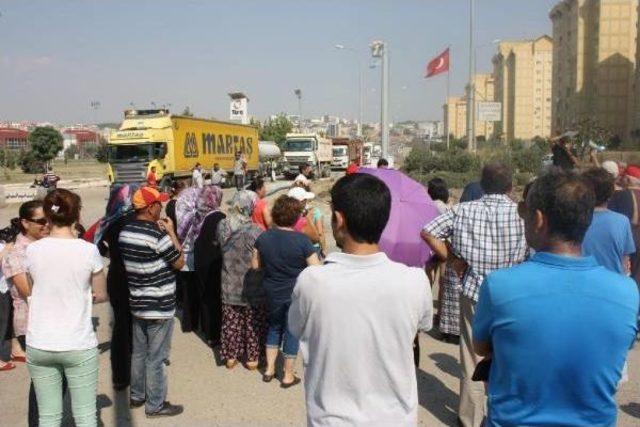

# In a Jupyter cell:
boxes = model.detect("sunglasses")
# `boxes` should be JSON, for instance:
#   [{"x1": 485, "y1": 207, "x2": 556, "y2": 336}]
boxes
[{"x1": 26, "y1": 217, "x2": 48, "y2": 226}]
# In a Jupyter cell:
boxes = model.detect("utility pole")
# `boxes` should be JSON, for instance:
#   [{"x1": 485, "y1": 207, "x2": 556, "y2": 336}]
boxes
[
  {"x1": 467, "y1": 0, "x2": 476, "y2": 152},
  {"x1": 371, "y1": 40, "x2": 389, "y2": 159}
]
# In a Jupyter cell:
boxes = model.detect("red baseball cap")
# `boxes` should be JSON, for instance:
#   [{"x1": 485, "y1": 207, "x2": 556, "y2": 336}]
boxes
[{"x1": 132, "y1": 187, "x2": 170, "y2": 210}]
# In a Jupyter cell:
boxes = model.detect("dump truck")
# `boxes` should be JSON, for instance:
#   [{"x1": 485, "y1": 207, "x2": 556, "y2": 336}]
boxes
[
  {"x1": 282, "y1": 133, "x2": 332, "y2": 179},
  {"x1": 331, "y1": 138, "x2": 364, "y2": 170},
  {"x1": 107, "y1": 109, "x2": 259, "y2": 187}
]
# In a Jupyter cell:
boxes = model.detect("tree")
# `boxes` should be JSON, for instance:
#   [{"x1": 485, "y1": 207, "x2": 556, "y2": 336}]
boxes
[
  {"x1": 28, "y1": 126, "x2": 63, "y2": 167},
  {"x1": 64, "y1": 144, "x2": 79, "y2": 161},
  {"x1": 19, "y1": 149, "x2": 44, "y2": 174},
  {"x1": 0, "y1": 149, "x2": 18, "y2": 170},
  {"x1": 182, "y1": 106, "x2": 194, "y2": 117},
  {"x1": 260, "y1": 114, "x2": 293, "y2": 148},
  {"x1": 94, "y1": 136, "x2": 109, "y2": 163}
]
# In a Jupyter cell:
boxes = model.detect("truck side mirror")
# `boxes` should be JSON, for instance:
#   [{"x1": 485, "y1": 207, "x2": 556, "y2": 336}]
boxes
[{"x1": 158, "y1": 143, "x2": 167, "y2": 159}]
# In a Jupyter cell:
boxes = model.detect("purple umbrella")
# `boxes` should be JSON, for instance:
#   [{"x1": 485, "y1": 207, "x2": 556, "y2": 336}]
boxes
[{"x1": 359, "y1": 167, "x2": 440, "y2": 267}]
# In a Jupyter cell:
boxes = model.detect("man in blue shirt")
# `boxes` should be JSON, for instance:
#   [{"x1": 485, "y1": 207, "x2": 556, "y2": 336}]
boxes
[
  {"x1": 473, "y1": 169, "x2": 638, "y2": 427},
  {"x1": 582, "y1": 167, "x2": 635, "y2": 274}
]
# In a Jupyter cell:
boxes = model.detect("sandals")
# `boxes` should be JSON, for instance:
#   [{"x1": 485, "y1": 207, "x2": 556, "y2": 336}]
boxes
[
  {"x1": 0, "y1": 362, "x2": 16, "y2": 372},
  {"x1": 11, "y1": 355, "x2": 26, "y2": 363},
  {"x1": 262, "y1": 372, "x2": 275, "y2": 383},
  {"x1": 225, "y1": 359, "x2": 239, "y2": 369},
  {"x1": 245, "y1": 361, "x2": 259, "y2": 371},
  {"x1": 280, "y1": 376, "x2": 301, "y2": 389}
]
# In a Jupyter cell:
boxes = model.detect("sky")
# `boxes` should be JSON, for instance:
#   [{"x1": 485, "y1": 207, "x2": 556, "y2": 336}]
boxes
[{"x1": 0, "y1": 0, "x2": 558, "y2": 125}]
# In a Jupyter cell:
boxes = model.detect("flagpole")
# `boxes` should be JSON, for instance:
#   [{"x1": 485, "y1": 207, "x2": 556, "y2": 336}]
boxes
[{"x1": 446, "y1": 47, "x2": 451, "y2": 151}]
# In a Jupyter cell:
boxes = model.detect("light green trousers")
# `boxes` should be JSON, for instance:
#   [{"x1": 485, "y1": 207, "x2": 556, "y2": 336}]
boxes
[{"x1": 27, "y1": 346, "x2": 98, "y2": 427}]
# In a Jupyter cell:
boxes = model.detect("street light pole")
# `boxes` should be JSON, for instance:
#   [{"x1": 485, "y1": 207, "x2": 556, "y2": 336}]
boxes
[
  {"x1": 371, "y1": 40, "x2": 389, "y2": 159},
  {"x1": 467, "y1": 0, "x2": 476, "y2": 152},
  {"x1": 294, "y1": 89, "x2": 302, "y2": 130},
  {"x1": 382, "y1": 44, "x2": 389, "y2": 158},
  {"x1": 334, "y1": 44, "x2": 364, "y2": 137}
]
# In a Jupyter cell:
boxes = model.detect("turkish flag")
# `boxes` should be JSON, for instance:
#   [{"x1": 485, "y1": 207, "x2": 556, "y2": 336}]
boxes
[{"x1": 425, "y1": 48, "x2": 449, "y2": 78}]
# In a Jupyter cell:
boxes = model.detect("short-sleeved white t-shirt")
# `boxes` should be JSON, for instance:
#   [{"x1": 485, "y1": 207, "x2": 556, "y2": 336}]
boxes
[{"x1": 26, "y1": 237, "x2": 104, "y2": 351}]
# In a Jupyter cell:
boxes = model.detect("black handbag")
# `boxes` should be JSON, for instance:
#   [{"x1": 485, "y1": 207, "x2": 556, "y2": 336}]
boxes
[{"x1": 242, "y1": 268, "x2": 266, "y2": 306}]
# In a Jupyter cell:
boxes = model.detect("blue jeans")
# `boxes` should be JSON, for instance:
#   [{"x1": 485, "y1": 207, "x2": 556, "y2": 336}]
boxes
[
  {"x1": 130, "y1": 317, "x2": 174, "y2": 413},
  {"x1": 27, "y1": 346, "x2": 98, "y2": 427},
  {"x1": 266, "y1": 302, "x2": 299, "y2": 358}
]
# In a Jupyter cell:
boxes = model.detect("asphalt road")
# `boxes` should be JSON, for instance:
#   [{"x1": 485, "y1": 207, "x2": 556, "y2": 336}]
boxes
[{"x1": 0, "y1": 182, "x2": 639, "y2": 426}]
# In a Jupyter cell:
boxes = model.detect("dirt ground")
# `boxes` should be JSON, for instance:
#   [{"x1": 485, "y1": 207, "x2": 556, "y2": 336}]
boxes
[{"x1": 0, "y1": 183, "x2": 639, "y2": 426}]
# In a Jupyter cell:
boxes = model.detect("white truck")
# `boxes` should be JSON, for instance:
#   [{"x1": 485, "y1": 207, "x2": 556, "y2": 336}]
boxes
[
  {"x1": 363, "y1": 142, "x2": 374, "y2": 166},
  {"x1": 282, "y1": 133, "x2": 332, "y2": 179}
]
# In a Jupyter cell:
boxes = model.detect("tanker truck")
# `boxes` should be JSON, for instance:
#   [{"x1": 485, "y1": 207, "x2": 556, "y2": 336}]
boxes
[{"x1": 258, "y1": 140, "x2": 282, "y2": 181}]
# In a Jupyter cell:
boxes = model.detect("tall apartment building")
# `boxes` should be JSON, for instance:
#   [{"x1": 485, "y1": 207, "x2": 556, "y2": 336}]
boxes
[
  {"x1": 630, "y1": 2, "x2": 640, "y2": 141},
  {"x1": 443, "y1": 96, "x2": 467, "y2": 139},
  {"x1": 492, "y1": 36, "x2": 553, "y2": 141},
  {"x1": 471, "y1": 73, "x2": 496, "y2": 140},
  {"x1": 550, "y1": 0, "x2": 638, "y2": 139}
]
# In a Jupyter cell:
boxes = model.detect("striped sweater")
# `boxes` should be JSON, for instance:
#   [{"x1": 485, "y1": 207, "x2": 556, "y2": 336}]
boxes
[{"x1": 119, "y1": 219, "x2": 181, "y2": 319}]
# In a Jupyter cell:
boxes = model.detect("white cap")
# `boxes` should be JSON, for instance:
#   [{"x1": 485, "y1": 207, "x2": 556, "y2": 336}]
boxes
[
  {"x1": 602, "y1": 160, "x2": 619, "y2": 178},
  {"x1": 288, "y1": 186, "x2": 315, "y2": 201}
]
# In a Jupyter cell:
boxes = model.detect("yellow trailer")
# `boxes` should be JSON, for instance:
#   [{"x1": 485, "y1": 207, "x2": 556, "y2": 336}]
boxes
[{"x1": 107, "y1": 109, "x2": 259, "y2": 186}]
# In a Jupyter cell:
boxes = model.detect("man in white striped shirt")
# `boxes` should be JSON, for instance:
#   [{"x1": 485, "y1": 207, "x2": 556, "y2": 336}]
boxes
[{"x1": 119, "y1": 187, "x2": 185, "y2": 418}]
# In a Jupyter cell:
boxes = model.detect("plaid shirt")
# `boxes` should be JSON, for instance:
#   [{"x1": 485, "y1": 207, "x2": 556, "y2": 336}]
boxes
[{"x1": 424, "y1": 194, "x2": 528, "y2": 302}]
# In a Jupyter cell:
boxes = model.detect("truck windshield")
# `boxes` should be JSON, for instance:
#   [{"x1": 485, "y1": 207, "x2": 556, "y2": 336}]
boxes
[
  {"x1": 108, "y1": 144, "x2": 153, "y2": 163},
  {"x1": 285, "y1": 140, "x2": 314, "y2": 152},
  {"x1": 333, "y1": 147, "x2": 347, "y2": 156}
]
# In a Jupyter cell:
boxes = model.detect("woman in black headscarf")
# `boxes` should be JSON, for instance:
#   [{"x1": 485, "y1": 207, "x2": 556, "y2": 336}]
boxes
[{"x1": 193, "y1": 185, "x2": 226, "y2": 346}]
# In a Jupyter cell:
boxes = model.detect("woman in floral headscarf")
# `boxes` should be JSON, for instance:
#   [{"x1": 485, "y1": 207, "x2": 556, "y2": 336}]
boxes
[
  {"x1": 193, "y1": 185, "x2": 225, "y2": 346},
  {"x1": 175, "y1": 185, "x2": 225, "y2": 336},
  {"x1": 217, "y1": 190, "x2": 264, "y2": 369}
]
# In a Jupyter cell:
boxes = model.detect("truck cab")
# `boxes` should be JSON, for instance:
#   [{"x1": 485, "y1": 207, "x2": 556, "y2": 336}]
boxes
[
  {"x1": 107, "y1": 109, "x2": 173, "y2": 186},
  {"x1": 332, "y1": 145, "x2": 349, "y2": 170},
  {"x1": 282, "y1": 133, "x2": 332, "y2": 179}
]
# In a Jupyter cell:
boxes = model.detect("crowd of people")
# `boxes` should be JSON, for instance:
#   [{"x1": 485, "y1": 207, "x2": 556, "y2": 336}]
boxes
[{"x1": 0, "y1": 154, "x2": 638, "y2": 426}]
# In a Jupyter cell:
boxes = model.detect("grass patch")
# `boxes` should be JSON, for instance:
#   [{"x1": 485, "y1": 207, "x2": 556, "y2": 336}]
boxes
[{"x1": 2, "y1": 159, "x2": 107, "y2": 184}]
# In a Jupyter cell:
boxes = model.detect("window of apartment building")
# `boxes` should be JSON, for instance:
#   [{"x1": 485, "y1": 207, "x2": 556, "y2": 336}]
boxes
[{"x1": 7, "y1": 139, "x2": 26, "y2": 149}]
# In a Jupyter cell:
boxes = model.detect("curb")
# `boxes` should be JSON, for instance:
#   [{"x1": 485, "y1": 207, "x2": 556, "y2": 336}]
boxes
[{"x1": 1, "y1": 179, "x2": 110, "y2": 206}]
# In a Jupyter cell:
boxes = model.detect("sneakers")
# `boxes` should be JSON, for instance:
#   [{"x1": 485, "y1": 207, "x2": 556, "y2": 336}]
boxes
[{"x1": 146, "y1": 401, "x2": 184, "y2": 418}]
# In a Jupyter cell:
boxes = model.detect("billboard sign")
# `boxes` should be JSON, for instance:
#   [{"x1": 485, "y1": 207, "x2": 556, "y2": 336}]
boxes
[
  {"x1": 229, "y1": 97, "x2": 248, "y2": 124},
  {"x1": 477, "y1": 102, "x2": 502, "y2": 122}
]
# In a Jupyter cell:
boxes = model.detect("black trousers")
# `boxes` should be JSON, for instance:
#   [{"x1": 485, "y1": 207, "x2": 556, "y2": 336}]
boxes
[
  {"x1": 107, "y1": 269, "x2": 132, "y2": 388},
  {"x1": 179, "y1": 272, "x2": 201, "y2": 333},
  {"x1": 109, "y1": 290, "x2": 132, "y2": 387},
  {"x1": 0, "y1": 291, "x2": 12, "y2": 362}
]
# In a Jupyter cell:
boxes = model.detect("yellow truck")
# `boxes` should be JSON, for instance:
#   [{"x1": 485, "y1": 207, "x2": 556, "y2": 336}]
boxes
[{"x1": 107, "y1": 109, "x2": 259, "y2": 187}]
